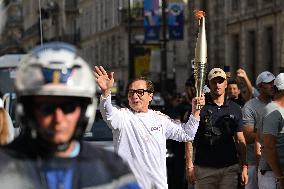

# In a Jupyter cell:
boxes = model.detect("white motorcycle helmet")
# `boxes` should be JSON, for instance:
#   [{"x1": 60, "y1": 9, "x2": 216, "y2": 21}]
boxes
[{"x1": 15, "y1": 42, "x2": 96, "y2": 142}]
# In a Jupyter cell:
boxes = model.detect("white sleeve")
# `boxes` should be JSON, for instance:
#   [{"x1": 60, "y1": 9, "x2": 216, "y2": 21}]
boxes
[
  {"x1": 165, "y1": 114, "x2": 199, "y2": 141},
  {"x1": 99, "y1": 95, "x2": 124, "y2": 130}
]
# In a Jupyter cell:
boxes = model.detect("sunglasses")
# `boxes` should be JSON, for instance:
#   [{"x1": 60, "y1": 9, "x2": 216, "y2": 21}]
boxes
[
  {"x1": 128, "y1": 89, "x2": 152, "y2": 97},
  {"x1": 35, "y1": 102, "x2": 79, "y2": 116}
]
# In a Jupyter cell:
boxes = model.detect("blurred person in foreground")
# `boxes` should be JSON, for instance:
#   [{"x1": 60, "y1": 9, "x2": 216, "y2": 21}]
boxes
[
  {"x1": 185, "y1": 68, "x2": 248, "y2": 189},
  {"x1": 95, "y1": 66, "x2": 205, "y2": 189},
  {"x1": 0, "y1": 42, "x2": 139, "y2": 189},
  {"x1": 242, "y1": 71, "x2": 275, "y2": 189},
  {"x1": 258, "y1": 73, "x2": 284, "y2": 189}
]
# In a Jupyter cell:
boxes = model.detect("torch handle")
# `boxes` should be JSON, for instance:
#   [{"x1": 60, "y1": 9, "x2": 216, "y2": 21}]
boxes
[{"x1": 196, "y1": 104, "x2": 203, "y2": 110}]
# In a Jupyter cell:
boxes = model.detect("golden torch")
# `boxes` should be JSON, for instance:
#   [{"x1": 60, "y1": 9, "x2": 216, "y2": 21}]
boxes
[{"x1": 193, "y1": 10, "x2": 207, "y2": 109}]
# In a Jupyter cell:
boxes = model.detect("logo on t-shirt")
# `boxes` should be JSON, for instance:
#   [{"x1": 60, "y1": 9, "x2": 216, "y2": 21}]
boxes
[{"x1": 150, "y1": 125, "x2": 162, "y2": 132}]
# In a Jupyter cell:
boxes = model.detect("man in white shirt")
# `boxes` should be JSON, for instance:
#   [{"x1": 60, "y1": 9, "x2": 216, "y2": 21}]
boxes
[
  {"x1": 95, "y1": 66, "x2": 204, "y2": 189},
  {"x1": 258, "y1": 73, "x2": 284, "y2": 189}
]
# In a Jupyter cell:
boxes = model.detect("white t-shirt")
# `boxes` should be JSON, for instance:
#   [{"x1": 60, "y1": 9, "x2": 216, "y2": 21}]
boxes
[{"x1": 100, "y1": 95, "x2": 199, "y2": 189}]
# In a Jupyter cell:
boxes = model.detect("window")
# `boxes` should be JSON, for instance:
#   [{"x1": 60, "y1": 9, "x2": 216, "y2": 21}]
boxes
[
  {"x1": 247, "y1": 0, "x2": 255, "y2": 7},
  {"x1": 231, "y1": 0, "x2": 240, "y2": 11},
  {"x1": 263, "y1": 0, "x2": 273, "y2": 3},
  {"x1": 246, "y1": 30, "x2": 256, "y2": 80},
  {"x1": 111, "y1": 36, "x2": 116, "y2": 66},
  {"x1": 264, "y1": 26, "x2": 274, "y2": 71},
  {"x1": 230, "y1": 34, "x2": 240, "y2": 72}
]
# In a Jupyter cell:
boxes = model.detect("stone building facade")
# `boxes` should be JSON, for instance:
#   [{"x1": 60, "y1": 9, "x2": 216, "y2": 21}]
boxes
[
  {"x1": 225, "y1": 0, "x2": 284, "y2": 82},
  {"x1": 0, "y1": 0, "x2": 23, "y2": 55},
  {"x1": 188, "y1": 0, "x2": 284, "y2": 83},
  {"x1": 78, "y1": 0, "x2": 129, "y2": 92},
  {"x1": 0, "y1": 0, "x2": 194, "y2": 93},
  {"x1": 19, "y1": 0, "x2": 80, "y2": 51},
  {"x1": 78, "y1": 0, "x2": 192, "y2": 93},
  {"x1": 6, "y1": 0, "x2": 281, "y2": 92}
]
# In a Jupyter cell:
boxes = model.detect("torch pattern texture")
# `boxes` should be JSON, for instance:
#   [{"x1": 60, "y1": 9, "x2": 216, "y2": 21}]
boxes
[
  {"x1": 194, "y1": 15, "x2": 207, "y2": 98},
  {"x1": 194, "y1": 13, "x2": 207, "y2": 109}
]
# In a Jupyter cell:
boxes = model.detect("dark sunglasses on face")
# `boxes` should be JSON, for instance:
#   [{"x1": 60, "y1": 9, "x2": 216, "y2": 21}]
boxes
[
  {"x1": 36, "y1": 102, "x2": 79, "y2": 116},
  {"x1": 211, "y1": 77, "x2": 225, "y2": 84},
  {"x1": 128, "y1": 89, "x2": 151, "y2": 97}
]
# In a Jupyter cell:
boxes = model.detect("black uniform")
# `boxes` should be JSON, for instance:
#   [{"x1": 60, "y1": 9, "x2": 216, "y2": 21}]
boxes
[
  {"x1": 194, "y1": 95, "x2": 243, "y2": 168},
  {"x1": 0, "y1": 134, "x2": 139, "y2": 189}
]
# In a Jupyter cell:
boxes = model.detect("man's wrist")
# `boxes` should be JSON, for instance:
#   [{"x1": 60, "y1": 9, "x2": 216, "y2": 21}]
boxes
[
  {"x1": 102, "y1": 89, "x2": 111, "y2": 98},
  {"x1": 190, "y1": 113, "x2": 200, "y2": 121},
  {"x1": 191, "y1": 111, "x2": 200, "y2": 119}
]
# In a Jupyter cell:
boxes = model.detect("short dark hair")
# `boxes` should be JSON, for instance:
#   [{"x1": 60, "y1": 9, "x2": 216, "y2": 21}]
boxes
[
  {"x1": 127, "y1": 77, "x2": 154, "y2": 93},
  {"x1": 227, "y1": 79, "x2": 239, "y2": 87}
]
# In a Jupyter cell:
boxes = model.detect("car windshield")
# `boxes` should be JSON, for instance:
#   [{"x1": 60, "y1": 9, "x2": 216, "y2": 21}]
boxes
[
  {"x1": 84, "y1": 94, "x2": 118, "y2": 142},
  {"x1": 84, "y1": 110, "x2": 113, "y2": 141}
]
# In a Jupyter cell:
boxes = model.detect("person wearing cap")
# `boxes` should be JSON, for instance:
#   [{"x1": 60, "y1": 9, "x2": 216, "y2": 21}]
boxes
[
  {"x1": 185, "y1": 68, "x2": 248, "y2": 189},
  {"x1": 242, "y1": 71, "x2": 275, "y2": 189},
  {"x1": 258, "y1": 73, "x2": 284, "y2": 189},
  {"x1": 0, "y1": 42, "x2": 139, "y2": 189},
  {"x1": 95, "y1": 66, "x2": 205, "y2": 189}
]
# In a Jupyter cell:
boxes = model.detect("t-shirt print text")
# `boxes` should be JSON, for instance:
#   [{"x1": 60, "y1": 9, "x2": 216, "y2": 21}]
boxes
[{"x1": 150, "y1": 124, "x2": 162, "y2": 132}]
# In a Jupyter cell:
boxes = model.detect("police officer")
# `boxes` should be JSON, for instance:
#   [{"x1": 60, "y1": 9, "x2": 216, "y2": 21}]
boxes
[{"x1": 0, "y1": 42, "x2": 139, "y2": 189}]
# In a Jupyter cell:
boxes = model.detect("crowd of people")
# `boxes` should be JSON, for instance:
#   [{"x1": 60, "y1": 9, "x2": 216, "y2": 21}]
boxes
[
  {"x1": 163, "y1": 67, "x2": 284, "y2": 189},
  {"x1": 0, "y1": 41, "x2": 283, "y2": 189}
]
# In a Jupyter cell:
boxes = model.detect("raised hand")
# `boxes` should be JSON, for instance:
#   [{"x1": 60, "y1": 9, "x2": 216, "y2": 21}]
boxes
[
  {"x1": 94, "y1": 66, "x2": 114, "y2": 97},
  {"x1": 236, "y1": 68, "x2": 248, "y2": 79}
]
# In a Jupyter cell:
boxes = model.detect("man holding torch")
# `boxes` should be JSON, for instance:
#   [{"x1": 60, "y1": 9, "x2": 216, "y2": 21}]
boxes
[{"x1": 185, "y1": 11, "x2": 248, "y2": 189}]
